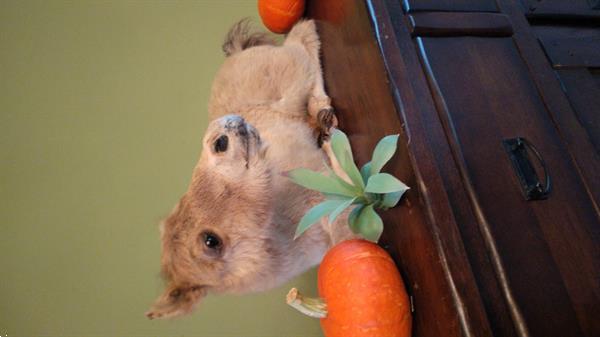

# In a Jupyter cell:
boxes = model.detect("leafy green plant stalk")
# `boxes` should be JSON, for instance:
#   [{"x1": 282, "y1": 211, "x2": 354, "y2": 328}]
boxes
[{"x1": 288, "y1": 129, "x2": 409, "y2": 242}]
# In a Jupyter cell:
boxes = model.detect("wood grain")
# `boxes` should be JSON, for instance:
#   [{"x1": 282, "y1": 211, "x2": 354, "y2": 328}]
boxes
[
  {"x1": 306, "y1": 0, "x2": 600, "y2": 336},
  {"x1": 402, "y1": 0, "x2": 498, "y2": 13},
  {"x1": 418, "y1": 35, "x2": 600, "y2": 337},
  {"x1": 409, "y1": 12, "x2": 513, "y2": 37},
  {"x1": 306, "y1": 0, "x2": 494, "y2": 336},
  {"x1": 557, "y1": 68, "x2": 600, "y2": 154},
  {"x1": 522, "y1": 0, "x2": 600, "y2": 20},
  {"x1": 497, "y1": 0, "x2": 600, "y2": 214},
  {"x1": 539, "y1": 36, "x2": 600, "y2": 68}
]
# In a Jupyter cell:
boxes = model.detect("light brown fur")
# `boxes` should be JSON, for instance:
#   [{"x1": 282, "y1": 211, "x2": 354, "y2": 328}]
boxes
[{"x1": 146, "y1": 20, "x2": 354, "y2": 319}]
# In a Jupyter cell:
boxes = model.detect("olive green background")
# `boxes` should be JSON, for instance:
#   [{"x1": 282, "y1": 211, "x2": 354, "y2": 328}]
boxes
[{"x1": 0, "y1": 1, "x2": 322, "y2": 336}]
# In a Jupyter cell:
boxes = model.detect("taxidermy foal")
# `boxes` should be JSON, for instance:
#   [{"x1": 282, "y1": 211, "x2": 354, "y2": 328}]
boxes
[{"x1": 146, "y1": 19, "x2": 355, "y2": 319}]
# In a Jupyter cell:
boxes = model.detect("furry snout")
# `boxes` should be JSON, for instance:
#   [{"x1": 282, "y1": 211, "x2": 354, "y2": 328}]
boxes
[
  {"x1": 220, "y1": 115, "x2": 261, "y2": 141},
  {"x1": 213, "y1": 115, "x2": 262, "y2": 148},
  {"x1": 204, "y1": 115, "x2": 267, "y2": 170},
  {"x1": 222, "y1": 115, "x2": 247, "y2": 135}
]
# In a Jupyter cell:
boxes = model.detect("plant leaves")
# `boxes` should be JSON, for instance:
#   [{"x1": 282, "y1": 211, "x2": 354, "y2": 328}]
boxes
[
  {"x1": 360, "y1": 161, "x2": 372, "y2": 184},
  {"x1": 379, "y1": 191, "x2": 405, "y2": 209},
  {"x1": 289, "y1": 168, "x2": 357, "y2": 197},
  {"x1": 331, "y1": 129, "x2": 365, "y2": 190},
  {"x1": 328, "y1": 197, "x2": 357, "y2": 225},
  {"x1": 323, "y1": 161, "x2": 362, "y2": 195},
  {"x1": 356, "y1": 204, "x2": 384, "y2": 242},
  {"x1": 294, "y1": 199, "x2": 348, "y2": 239},
  {"x1": 365, "y1": 173, "x2": 410, "y2": 194},
  {"x1": 370, "y1": 134, "x2": 399, "y2": 176},
  {"x1": 348, "y1": 204, "x2": 365, "y2": 234},
  {"x1": 322, "y1": 193, "x2": 353, "y2": 200}
]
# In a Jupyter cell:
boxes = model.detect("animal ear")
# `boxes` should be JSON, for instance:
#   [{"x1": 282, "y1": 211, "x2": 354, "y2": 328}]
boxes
[
  {"x1": 145, "y1": 284, "x2": 206, "y2": 319},
  {"x1": 222, "y1": 18, "x2": 275, "y2": 56}
]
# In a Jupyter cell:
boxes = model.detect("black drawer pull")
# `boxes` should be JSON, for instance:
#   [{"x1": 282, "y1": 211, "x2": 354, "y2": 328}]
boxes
[{"x1": 502, "y1": 137, "x2": 552, "y2": 200}]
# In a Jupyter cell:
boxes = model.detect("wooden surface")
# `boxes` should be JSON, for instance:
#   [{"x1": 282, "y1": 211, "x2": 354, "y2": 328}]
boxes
[
  {"x1": 522, "y1": 0, "x2": 600, "y2": 20},
  {"x1": 307, "y1": 0, "x2": 600, "y2": 336},
  {"x1": 307, "y1": 1, "x2": 493, "y2": 336},
  {"x1": 402, "y1": 0, "x2": 498, "y2": 13},
  {"x1": 499, "y1": 1, "x2": 600, "y2": 212},
  {"x1": 418, "y1": 35, "x2": 599, "y2": 337},
  {"x1": 539, "y1": 36, "x2": 600, "y2": 68},
  {"x1": 557, "y1": 69, "x2": 600, "y2": 153},
  {"x1": 409, "y1": 12, "x2": 513, "y2": 37}
]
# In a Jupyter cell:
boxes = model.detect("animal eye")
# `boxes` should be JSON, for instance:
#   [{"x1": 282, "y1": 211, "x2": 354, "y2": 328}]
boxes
[
  {"x1": 214, "y1": 135, "x2": 228, "y2": 153},
  {"x1": 202, "y1": 232, "x2": 222, "y2": 249},
  {"x1": 169, "y1": 288, "x2": 181, "y2": 299}
]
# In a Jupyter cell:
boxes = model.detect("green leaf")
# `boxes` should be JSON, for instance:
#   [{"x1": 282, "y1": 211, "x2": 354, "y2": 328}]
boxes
[
  {"x1": 331, "y1": 129, "x2": 365, "y2": 190},
  {"x1": 348, "y1": 204, "x2": 365, "y2": 234},
  {"x1": 323, "y1": 161, "x2": 361, "y2": 195},
  {"x1": 328, "y1": 197, "x2": 357, "y2": 225},
  {"x1": 322, "y1": 193, "x2": 353, "y2": 200},
  {"x1": 294, "y1": 200, "x2": 348, "y2": 239},
  {"x1": 370, "y1": 134, "x2": 399, "y2": 176},
  {"x1": 356, "y1": 204, "x2": 384, "y2": 242},
  {"x1": 365, "y1": 173, "x2": 410, "y2": 194},
  {"x1": 289, "y1": 168, "x2": 357, "y2": 197},
  {"x1": 379, "y1": 191, "x2": 405, "y2": 209},
  {"x1": 360, "y1": 161, "x2": 372, "y2": 184}
]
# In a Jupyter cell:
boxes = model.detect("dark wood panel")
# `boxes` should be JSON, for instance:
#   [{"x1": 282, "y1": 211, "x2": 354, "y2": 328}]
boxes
[
  {"x1": 307, "y1": 1, "x2": 600, "y2": 337},
  {"x1": 384, "y1": 3, "x2": 535, "y2": 337},
  {"x1": 367, "y1": 0, "x2": 502, "y2": 336},
  {"x1": 522, "y1": 0, "x2": 600, "y2": 20},
  {"x1": 539, "y1": 36, "x2": 600, "y2": 68},
  {"x1": 308, "y1": 1, "x2": 495, "y2": 336},
  {"x1": 592, "y1": 69, "x2": 600, "y2": 87},
  {"x1": 498, "y1": 1, "x2": 600, "y2": 216},
  {"x1": 557, "y1": 68, "x2": 600, "y2": 153},
  {"x1": 403, "y1": 0, "x2": 498, "y2": 13},
  {"x1": 533, "y1": 24, "x2": 600, "y2": 46},
  {"x1": 418, "y1": 36, "x2": 600, "y2": 337},
  {"x1": 409, "y1": 12, "x2": 513, "y2": 37}
]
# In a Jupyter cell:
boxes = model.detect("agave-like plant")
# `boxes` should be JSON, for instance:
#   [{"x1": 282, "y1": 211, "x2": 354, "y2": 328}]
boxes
[{"x1": 289, "y1": 129, "x2": 410, "y2": 242}]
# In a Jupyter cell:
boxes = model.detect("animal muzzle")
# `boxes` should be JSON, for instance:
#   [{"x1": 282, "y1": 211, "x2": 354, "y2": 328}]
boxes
[
  {"x1": 223, "y1": 115, "x2": 247, "y2": 135},
  {"x1": 221, "y1": 115, "x2": 260, "y2": 141}
]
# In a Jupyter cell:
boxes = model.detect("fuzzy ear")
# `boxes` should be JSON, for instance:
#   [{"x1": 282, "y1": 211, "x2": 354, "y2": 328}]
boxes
[
  {"x1": 145, "y1": 284, "x2": 206, "y2": 319},
  {"x1": 222, "y1": 18, "x2": 274, "y2": 57}
]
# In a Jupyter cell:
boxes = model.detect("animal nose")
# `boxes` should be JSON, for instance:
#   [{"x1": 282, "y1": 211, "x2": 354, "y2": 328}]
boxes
[
  {"x1": 222, "y1": 115, "x2": 244, "y2": 128},
  {"x1": 222, "y1": 115, "x2": 248, "y2": 135}
]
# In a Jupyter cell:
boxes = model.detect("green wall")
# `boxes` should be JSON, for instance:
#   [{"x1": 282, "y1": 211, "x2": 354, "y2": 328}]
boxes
[{"x1": 0, "y1": 1, "x2": 322, "y2": 336}]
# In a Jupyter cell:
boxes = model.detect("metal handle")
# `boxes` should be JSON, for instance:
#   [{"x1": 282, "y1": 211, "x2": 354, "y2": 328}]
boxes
[{"x1": 502, "y1": 137, "x2": 552, "y2": 200}]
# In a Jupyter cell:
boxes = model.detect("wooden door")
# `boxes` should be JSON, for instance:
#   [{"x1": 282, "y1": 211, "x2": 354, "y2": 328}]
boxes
[
  {"x1": 416, "y1": 33, "x2": 599, "y2": 337},
  {"x1": 308, "y1": 0, "x2": 600, "y2": 336},
  {"x1": 406, "y1": 1, "x2": 600, "y2": 336}
]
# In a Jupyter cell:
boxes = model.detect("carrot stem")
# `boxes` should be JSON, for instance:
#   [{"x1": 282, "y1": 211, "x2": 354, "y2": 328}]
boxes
[{"x1": 286, "y1": 288, "x2": 328, "y2": 318}]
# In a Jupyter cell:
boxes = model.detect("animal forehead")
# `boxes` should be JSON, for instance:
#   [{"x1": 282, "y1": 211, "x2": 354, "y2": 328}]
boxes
[
  {"x1": 190, "y1": 169, "x2": 237, "y2": 209},
  {"x1": 163, "y1": 182, "x2": 235, "y2": 235},
  {"x1": 162, "y1": 197, "x2": 194, "y2": 233}
]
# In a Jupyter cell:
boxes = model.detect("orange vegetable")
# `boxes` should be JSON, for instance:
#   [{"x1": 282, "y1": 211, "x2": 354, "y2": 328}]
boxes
[
  {"x1": 258, "y1": 0, "x2": 305, "y2": 34},
  {"x1": 288, "y1": 239, "x2": 412, "y2": 337}
]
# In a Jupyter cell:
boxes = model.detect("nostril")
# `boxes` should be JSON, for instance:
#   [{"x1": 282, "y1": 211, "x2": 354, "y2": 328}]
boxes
[
  {"x1": 237, "y1": 123, "x2": 248, "y2": 136},
  {"x1": 214, "y1": 135, "x2": 228, "y2": 153}
]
